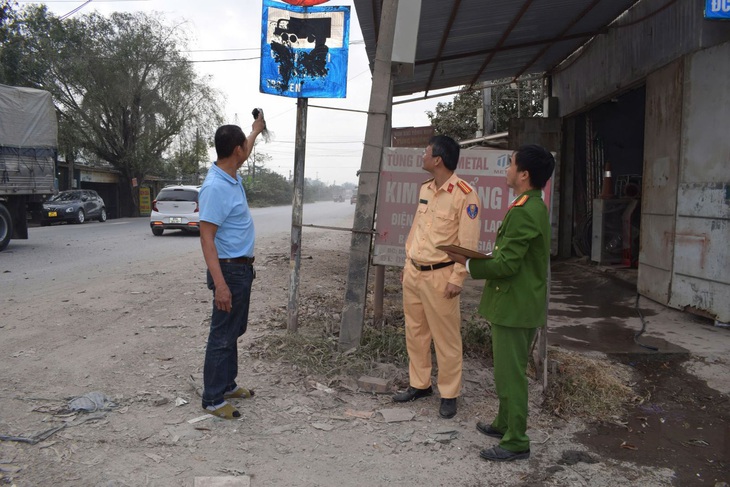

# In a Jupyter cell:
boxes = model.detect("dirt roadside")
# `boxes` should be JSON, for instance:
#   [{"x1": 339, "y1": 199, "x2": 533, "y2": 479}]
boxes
[{"x1": 0, "y1": 228, "x2": 725, "y2": 486}]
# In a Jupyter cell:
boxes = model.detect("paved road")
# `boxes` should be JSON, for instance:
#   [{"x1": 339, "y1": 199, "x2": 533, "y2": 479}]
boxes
[{"x1": 0, "y1": 201, "x2": 355, "y2": 300}]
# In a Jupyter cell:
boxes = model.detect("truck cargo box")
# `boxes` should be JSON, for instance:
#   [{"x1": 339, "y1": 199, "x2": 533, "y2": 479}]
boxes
[{"x1": 0, "y1": 84, "x2": 58, "y2": 196}]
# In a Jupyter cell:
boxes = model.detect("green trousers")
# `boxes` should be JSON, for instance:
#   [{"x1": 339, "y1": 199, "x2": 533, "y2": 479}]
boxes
[{"x1": 490, "y1": 324, "x2": 537, "y2": 452}]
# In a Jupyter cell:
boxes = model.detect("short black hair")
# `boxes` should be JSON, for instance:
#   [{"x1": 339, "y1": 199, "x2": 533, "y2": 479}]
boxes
[
  {"x1": 514, "y1": 144, "x2": 555, "y2": 189},
  {"x1": 214, "y1": 125, "x2": 246, "y2": 159},
  {"x1": 428, "y1": 135, "x2": 460, "y2": 171}
]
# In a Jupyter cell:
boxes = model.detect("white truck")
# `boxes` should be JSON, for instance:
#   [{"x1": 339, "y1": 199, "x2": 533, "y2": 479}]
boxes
[{"x1": 0, "y1": 84, "x2": 58, "y2": 251}]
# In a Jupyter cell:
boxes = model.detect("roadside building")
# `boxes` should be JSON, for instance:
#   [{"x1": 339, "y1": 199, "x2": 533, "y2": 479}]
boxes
[{"x1": 354, "y1": 0, "x2": 730, "y2": 324}]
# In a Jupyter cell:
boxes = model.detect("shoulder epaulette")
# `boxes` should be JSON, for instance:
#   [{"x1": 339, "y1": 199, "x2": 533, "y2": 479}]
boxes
[
  {"x1": 422, "y1": 178, "x2": 434, "y2": 185},
  {"x1": 512, "y1": 194, "x2": 529, "y2": 207},
  {"x1": 456, "y1": 180, "x2": 473, "y2": 194}
]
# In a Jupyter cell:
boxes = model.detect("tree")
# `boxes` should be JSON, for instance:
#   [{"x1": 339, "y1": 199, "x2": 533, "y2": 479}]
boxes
[
  {"x1": 425, "y1": 80, "x2": 546, "y2": 138},
  {"x1": 167, "y1": 128, "x2": 210, "y2": 184},
  {"x1": 426, "y1": 89, "x2": 480, "y2": 141},
  {"x1": 240, "y1": 152, "x2": 293, "y2": 207},
  {"x1": 0, "y1": 1, "x2": 34, "y2": 86},
  {"x1": 239, "y1": 152, "x2": 348, "y2": 206},
  {"x1": 0, "y1": 1, "x2": 18, "y2": 53},
  {"x1": 305, "y1": 178, "x2": 329, "y2": 202},
  {"x1": 242, "y1": 147, "x2": 270, "y2": 182},
  {"x1": 491, "y1": 78, "x2": 544, "y2": 132},
  {"x1": 1, "y1": 5, "x2": 223, "y2": 215}
]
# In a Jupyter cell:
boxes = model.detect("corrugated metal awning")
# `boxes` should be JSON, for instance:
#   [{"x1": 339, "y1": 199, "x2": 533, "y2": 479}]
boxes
[{"x1": 353, "y1": 0, "x2": 641, "y2": 97}]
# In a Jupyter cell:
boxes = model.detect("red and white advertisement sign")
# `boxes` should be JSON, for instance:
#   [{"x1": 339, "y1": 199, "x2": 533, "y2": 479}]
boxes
[{"x1": 373, "y1": 147, "x2": 552, "y2": 267}]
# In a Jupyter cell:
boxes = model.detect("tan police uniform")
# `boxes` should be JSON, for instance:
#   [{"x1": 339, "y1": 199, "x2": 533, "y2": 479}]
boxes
[{"x1": 403, "y1": 173, "x2": 481, "y2": 398}]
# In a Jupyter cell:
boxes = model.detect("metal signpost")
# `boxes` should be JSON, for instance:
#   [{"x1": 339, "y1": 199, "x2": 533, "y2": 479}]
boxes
[{"x1": 259, "y1": 0, "x2": 350, "y2": 332}]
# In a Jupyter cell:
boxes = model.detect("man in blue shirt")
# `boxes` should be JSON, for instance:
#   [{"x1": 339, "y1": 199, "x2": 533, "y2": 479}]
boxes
[{"x1": 199, "y1": 117, "x2": 265, "y2": 419}]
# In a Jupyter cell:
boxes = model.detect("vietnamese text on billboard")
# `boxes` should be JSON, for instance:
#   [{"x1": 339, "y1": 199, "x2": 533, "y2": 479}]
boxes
[{"x1": 373, "y1": 147, "x2": 552, "y2": 266}]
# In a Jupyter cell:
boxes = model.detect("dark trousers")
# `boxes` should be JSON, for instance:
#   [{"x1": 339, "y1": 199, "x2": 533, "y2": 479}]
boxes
[{"x1": 201, "y1": 262, "x2": 254, "y2": 408}]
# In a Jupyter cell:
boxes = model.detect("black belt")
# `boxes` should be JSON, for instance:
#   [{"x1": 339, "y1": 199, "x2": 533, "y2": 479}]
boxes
[
  {"x1": 219, "y1": 256, "x2": 255, "y2": 265},
  {"x1": 411, "y1": 260, "x2": 454, "y2": 271}
]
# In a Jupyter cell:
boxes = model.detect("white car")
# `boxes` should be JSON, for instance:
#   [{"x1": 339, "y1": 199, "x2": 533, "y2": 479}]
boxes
[{"x1": 149, "y1": 185, "x2": 200, "y2": 236}]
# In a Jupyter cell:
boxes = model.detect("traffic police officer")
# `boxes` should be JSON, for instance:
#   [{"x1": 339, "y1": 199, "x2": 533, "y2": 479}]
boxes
[{"x1": 393, "y1": 135, "x2": 481, "y2": 419}]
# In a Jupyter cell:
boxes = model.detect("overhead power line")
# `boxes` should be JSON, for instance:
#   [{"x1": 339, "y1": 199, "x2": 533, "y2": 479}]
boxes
[
  {"x1": 190, "y1": 56, "x2": 260, "y2": 63},
  {"x1": 59, "y1": 0, "x2": 92, "y2": 19},
  {"x1": 184, "y1": 41, "x2": 364, "y2": 54}
]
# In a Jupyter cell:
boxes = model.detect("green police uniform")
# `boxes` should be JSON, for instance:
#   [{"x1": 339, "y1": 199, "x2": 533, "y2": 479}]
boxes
[{"x1": 468, "y1": 188, "x2": 550, "y2": 453}]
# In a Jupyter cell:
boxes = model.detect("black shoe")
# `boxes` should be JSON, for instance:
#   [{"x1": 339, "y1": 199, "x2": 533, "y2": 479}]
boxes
[
  {"x1": 392, "y1": 386, "x2": 433, "y2": 402},
  {"x1": 476, "y1": 421, "x2": 504, "y2": 439},
  {"x1": 439, "y1": 398, "x2": 457, "y2": 419},
  {"x1": 479, "y1": 445, "x2": 530, "y2": 462}
]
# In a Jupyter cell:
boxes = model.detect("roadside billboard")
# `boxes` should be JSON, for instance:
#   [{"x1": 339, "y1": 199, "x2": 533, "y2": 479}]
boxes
[
  {"x1": 391, "y1": 126, "x2": 434, "y2": 148},
  {"x1": 373, "y1": 147, "x2": 552, "y2": 266},
  {"x1": 139, "y1": 187, "x2": 151, "y2": 216}
]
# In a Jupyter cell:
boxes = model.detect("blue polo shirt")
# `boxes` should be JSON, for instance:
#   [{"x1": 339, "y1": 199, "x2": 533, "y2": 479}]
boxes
[{"x1": 199, "y1": 163, "x2": 255, "y2": 259}]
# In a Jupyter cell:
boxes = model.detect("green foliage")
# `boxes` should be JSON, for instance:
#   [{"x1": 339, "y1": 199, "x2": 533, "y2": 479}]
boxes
[
  {"x1": 491, "y1": 78, "x2": 544, "y2": 132},
  {"x1": 0, "y1": 2, "x2": 52, "y2": 87},
  {"x1": 305, "y1": 178, "x2": 330, "y2": 203},
  {"x1": 0, "y1": 5, "x2": 223, "y2": 215},
  {"x1": 425, "y1": 80, "x2": 546, "y2": 139},
  {"x1": 0, "y1": 2, "x2": 19, "y2": 71},
  {"x1": 167, "y1": 128, "x2": 209, "y2": 182},
  {"x1": 359, "y1": 324, "x2": 408, "y2": 366},
  {"x1": 242, "y1": 171, "x2": 292, "y2": 207},
  {"x1": 238, "y1": 149, "x2": 356, "y2": 206},
  {"x1": 426, "y1": 89, "x2": 481, "y2": 141},
  {"x1": 241, "y1": 152, "x2": 293, "y2": 207}
]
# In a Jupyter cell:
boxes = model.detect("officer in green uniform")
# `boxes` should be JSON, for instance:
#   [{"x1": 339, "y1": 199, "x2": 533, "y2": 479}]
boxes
[{"x1": 446, "y1": 144, "x2": 555, "y2": 461}]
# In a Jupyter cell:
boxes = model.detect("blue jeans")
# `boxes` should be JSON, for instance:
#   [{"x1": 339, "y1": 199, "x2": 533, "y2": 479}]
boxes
[{"x1": 202, "y1": 262, "x2": 255, "y2": 408}]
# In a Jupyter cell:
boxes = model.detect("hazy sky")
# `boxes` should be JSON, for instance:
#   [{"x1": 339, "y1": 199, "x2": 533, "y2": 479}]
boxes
[{"x1": 33, "y1": 0, "x2": 448, "y2": 185}]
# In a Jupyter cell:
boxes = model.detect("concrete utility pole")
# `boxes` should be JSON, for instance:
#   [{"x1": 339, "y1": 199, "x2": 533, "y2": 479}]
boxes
[
  {"x1": 338, "y1": 0, "x2": 398, "y2": 351},
  {"x1": 482, "y1": 87, "x2": 494, "y2": 135}
]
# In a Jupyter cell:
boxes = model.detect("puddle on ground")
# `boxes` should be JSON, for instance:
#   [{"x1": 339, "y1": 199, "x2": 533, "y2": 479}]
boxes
[
  {"x1": 549, "y1": 321, "x2": 689, "y2": 354},
  {"x1": 576, "y1": 354, "x2": 730, "y2": 486},
  {"x1": 547, "y1": 263, "x2": 728, "y2": 484},
  {"x1": 546, "y1": 263, "x2": 680, "y2": 353},
  {"x1": 549, "y1": 263, "x2": 655, "y2": 320}
]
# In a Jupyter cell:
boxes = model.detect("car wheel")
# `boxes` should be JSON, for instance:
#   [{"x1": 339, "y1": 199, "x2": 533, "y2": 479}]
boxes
[
  {"x1": 98, "y1": 208, "x2": 107, "y2": 222},
  {"x1": 0, "y1": 204, "x2": 12, "y2": 251},
  {"x1": 152, "y1": 227, "x2": 164, "y2": 236},
  {"x1": 75, "y1": 209, "x2": 85, "y2": 224}
]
